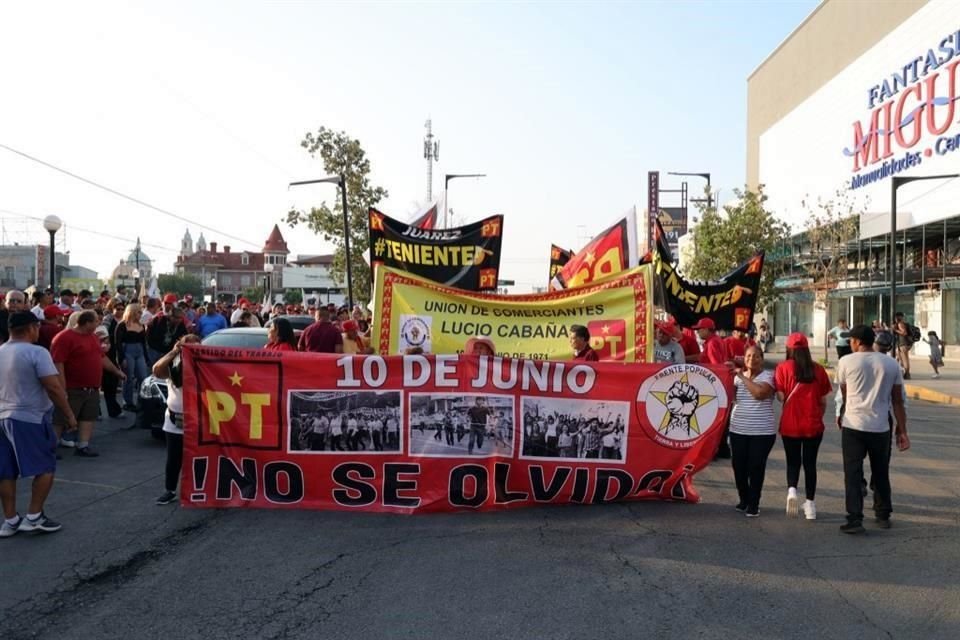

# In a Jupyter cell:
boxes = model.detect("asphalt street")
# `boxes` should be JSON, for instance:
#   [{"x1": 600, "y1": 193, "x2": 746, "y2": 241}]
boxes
[{"x1": 1, "y1": 398, "x2": 958, "y2": 640}]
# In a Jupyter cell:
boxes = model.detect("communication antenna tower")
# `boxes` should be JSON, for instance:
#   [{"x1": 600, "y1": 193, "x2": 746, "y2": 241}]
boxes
[{"x1": 423, "y1": 119, "x2": 439, "y2": 201}]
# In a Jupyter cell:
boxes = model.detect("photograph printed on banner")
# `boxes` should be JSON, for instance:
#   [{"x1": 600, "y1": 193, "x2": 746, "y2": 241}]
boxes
[
  {"x1": 409, "y1": 393, "x2": 514, "y2": 458},
  {"x1": 520, "y1": 396, "x2": 629, "y2": 462},
  {"x1": 288, "y1": 390, "x2": 402, "y2": 454}
]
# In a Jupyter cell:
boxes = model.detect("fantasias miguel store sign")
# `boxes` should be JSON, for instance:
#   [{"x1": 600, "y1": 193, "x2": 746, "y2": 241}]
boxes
[{"x1": 845, "y1": 27, "x2": 960, "y2": 190}]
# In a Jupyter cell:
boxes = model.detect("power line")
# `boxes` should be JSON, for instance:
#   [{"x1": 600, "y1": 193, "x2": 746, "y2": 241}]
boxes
[
  {"x1": 0, "y1": 142, "x2": 261, "y2": 249},
  {"x1": 899, "y1": 175, "x2": 958, "y2": 207},
  {"x1": 0, "y1": 209, "x2": 179, "y2": 253}
]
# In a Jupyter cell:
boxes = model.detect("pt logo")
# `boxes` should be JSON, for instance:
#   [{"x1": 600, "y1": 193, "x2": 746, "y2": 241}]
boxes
[
  {"x1": 587, "y1": 319, "x2": 626, "y2": 361},
  {"x1": 199, "y1": 362, "x2": 281, "y2": 450},
  {"x1": 635, "y1": 365, "x2": 728, "y2": 450}
]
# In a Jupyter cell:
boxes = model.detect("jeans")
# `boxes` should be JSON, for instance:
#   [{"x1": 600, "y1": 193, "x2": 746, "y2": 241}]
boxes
[
  {"x1": 836, "y1": 345, "x2": 852, "y2": 359},
  {"x1": 165, "y1": 431, "x2": 183, "y2": 492},
  {"x1": 842, "y1": 428, "x2": 892, "y2": 524},
  {"x1": 781, "y1": 434, "x2": 823, "y2": 500},
  {"x1": 468, "y1": 425, "x2": 485, "y2": 453},
  {"x1": 730, "y1": 432, "x2": 776, "y2": 510},
  {"x1": 122, "y1": 344, "x2": 149, "y2": 406}
]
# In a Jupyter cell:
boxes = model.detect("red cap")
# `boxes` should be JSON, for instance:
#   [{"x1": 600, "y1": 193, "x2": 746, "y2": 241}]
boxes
[
  {"x1": 342, "y1": 320, "x2": 358, "y2": 332},
  {"x1": 691, "y1": 318, "x2": 716, "y2": 330},
  {"x1": 786, "y1": 332, "x2": 809, "y2": 349},
  {"x1": 184, "y1": 294, "x2": 193, "y2": 302},
  {"x1": 656, "y1": 320, "x2": 676, "y2": 335},
  {"x1": 43, "y1": 304, "x2": 67, "y2": 319},
  {"x1": 163, "y1": 293, "x2": 178, "y2": 304},
  {"x1": 238, "y1": 298, "x2": 250, "y2": 306}
]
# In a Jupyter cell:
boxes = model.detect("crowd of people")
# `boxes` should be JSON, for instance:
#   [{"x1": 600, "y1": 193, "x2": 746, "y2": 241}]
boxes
[
  {"x1": 292, "y1": 407, "x2": 401, "y2": 453},
  {"x1": 522, "y1": 411, "x2": 625, "y2": 460},
  {"x1": 0, "y1": 282, "x2": 923, "y2": 537}
]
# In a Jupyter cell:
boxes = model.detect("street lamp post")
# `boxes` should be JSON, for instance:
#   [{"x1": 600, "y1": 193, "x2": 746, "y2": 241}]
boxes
[
  {"x1": 210, "y1": 277, "x2": 217, "y2": 303},
  {"x1": 890, "y1": 174, "x2": 958, "y2": 326},
  {"x1": 444, "y1": 173, "x2": 486, "y2": 229},
  {"x1": 668, "y1": 171, "x2": 712, "y2": 210},
  {"x1": 264, "y1": 263, "x2": 274, "y2": 305},
  {"x1": 289, "y1": 174, "x2": 353, "y2": 310},
  {"x1": 42, "y1": 215, "x2": 62, "y2": 291},
  {"x1": 132, "y1": 269, "x2": 141, "y2": 296}
]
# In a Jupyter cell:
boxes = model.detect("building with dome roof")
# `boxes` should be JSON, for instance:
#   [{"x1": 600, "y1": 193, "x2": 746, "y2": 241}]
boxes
[{"x1": 110, "y1": 238, "x2": 152, "y2": 291}]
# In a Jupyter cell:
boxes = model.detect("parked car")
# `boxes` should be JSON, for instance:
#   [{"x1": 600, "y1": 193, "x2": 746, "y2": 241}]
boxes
[
  {"x1": 264, "y1": 314, "x2": 314, "y2": 333},
  {"x1": 138, "y1": 328, "x2": 269, "y2": 439}
]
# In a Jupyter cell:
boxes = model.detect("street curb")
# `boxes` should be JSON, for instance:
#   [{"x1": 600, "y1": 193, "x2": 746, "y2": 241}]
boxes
[
  {"x1": 902, "y1": 384, "x2": 960, "y2": 406},
  {"x1": 822, "y1": 365, "x2": 960, "y2": 406}
]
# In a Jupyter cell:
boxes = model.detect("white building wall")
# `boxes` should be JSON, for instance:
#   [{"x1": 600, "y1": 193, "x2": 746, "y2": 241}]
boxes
[{"x1": 759, "y1": 0, "x2": 960, "y2": 235}]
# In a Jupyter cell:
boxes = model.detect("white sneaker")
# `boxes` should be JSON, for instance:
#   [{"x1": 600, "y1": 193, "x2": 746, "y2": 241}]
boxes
[
  {"x1": 803, "y1": 499, "x2": 817, "y2": 520},
  {"x1": 786, "y1": 487, "x2": 799, "y2": 518},
  {"x1": 0, "y1": 515, "x2": 21, "y2": 538},
  {"x1": 932, "y1": 374, "x2": 940, "y2": 379}
]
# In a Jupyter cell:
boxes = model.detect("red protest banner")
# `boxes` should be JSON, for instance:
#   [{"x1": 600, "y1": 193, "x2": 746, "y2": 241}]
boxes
[{"x1": 181, "y1": 349, "x2": 732, "y2": 512}]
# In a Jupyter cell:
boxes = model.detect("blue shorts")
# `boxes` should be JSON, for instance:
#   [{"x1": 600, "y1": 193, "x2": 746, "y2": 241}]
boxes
[{"x1": 0, "y1": 416, "x2": 58, "y2": 480}]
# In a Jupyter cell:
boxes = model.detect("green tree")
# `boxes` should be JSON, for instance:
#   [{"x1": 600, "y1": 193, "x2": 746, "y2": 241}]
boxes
[
  {"x1": 799, "y1": 189, "x2": 861, "y2": 291},
  {"x1": 687, "y1": 186, "x2": 791, "y2": 313},
  {"x1": 241, "y1": 286, "x2": 265, "y2": 304},
  {"x1": 283, "y1": 289, "x2": 303, "y2": 305},
  {"x1": 157, "y1": 274, "x2": 204, "y2": 299},
  {"x1": 285, "y1": 127, "x2": 388, "y2": 305},
  {"x1": 799, "y1": 188, "x2": 863, "y2": 360}
]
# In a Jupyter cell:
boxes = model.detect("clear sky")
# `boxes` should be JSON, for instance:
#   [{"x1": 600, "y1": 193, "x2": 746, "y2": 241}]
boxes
[{"x1": 0, "y1": 0, "x2": 817, "y2": 291}]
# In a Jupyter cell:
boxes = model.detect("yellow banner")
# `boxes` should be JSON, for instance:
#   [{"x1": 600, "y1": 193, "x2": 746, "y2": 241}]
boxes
[{"x1": 373, "y1": 265, "x2": 654, "y2": 362}]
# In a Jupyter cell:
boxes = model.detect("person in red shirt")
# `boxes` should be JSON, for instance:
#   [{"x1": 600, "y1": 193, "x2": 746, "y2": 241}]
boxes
[
  {"x1": 725, "y1": 329, "x2": 749, "y2": 364},
  {"x1": 298, "y1": 307, "x2": 343, "y2": 353},
  {"x1": 265, "y1": 317, "x2": 297, "y2": 352},
  {"x1": 774, "y1": 332, "x2": 832, "y2": 521},
  {"x1": 570, "y1": 324, "x2": 599, "y2": 361},
  {"x1": 37, "y1": 305, "x2": 67, "y2": 350},
  {"x1": 692, "y1": 318, "x2": 732, "y2": 458},
  {"x1": 50, "y1": 311, "x2": 126, "y2": 457},
  {"x1": 672, "y1": 323, "x2": 701, "y2": 363},
  {"x1": 692, "y1": 318, "x2": 728, "y2": 366}
]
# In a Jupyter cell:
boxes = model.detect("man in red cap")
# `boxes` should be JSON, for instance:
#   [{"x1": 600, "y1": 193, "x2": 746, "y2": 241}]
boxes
[
  {"x1": 692, "y1": 318, "x2": 727, "y2": 366},
  {"x1": 693, "y1": 317, "x2": 731, "y2": 458},
  {"x1": 654, "y1": 321, "x2": 685, "y2": 364},
  {"x1": 38, "y1": 305, "x2": 67, "y2": 351}
]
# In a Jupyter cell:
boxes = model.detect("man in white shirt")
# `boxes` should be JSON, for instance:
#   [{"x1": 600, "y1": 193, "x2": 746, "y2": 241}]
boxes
[{"x1": 836, "y1": 325, "x2": 909, "y2": 534}]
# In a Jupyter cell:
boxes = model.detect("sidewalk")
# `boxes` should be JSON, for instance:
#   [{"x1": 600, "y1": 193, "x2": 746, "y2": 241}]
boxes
[{"x1": 763, "y1": 346, "x2": 960, "y2": 406}]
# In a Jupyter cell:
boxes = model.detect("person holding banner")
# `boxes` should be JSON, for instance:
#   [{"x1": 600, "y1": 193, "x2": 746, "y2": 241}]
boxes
[
  {"x1": 695, "y1": 318, "x2": 732, "y2": 458},
  {"x1": 671, "y1": 322, "x2": 701, "y2": 363},
  {"x1": 465, "y1": 336, "x2": 496, "y2": 357},
  {"x1": 693, "y1": 318, "x2": 727, "y2": 366},
  {"x1": 775, "y1": 333, "x2": 832, "y2": 520},
  {"x1": 729, "y1": 346, "x2": 777, "y2": 517},
  {"x1": 152, "y1": 334, "x2": 201, "y2": 506},
  {"x1": 265, "y1": 318, "x2": 297, "y2": 352},
  {"x1": 570, "y1": 325, "x2": 599, "y2": 362},
  {"x1": 654, "y1": 322, "x2": 686, "y2": 365}
]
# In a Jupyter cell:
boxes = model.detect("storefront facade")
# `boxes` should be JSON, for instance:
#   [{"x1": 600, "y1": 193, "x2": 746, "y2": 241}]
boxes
[{"x1": 748, "y1": 0, "x2": 960, "y2": 352}]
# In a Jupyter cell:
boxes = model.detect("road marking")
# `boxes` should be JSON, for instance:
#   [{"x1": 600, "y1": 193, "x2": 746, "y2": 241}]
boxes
[{"x1": 55, "y1": 478, "x2": 125, "y2": 491}]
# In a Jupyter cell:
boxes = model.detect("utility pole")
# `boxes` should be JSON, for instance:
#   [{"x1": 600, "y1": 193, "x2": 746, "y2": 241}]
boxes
[{"x1": 424, "y1": 119, "x2": 439, "y2": 202}]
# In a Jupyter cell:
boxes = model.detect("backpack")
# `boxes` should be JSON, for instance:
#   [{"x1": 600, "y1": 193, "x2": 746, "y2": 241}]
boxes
[{"x1": 909, "y1": 324, "x2": 921, "y2": 343}]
